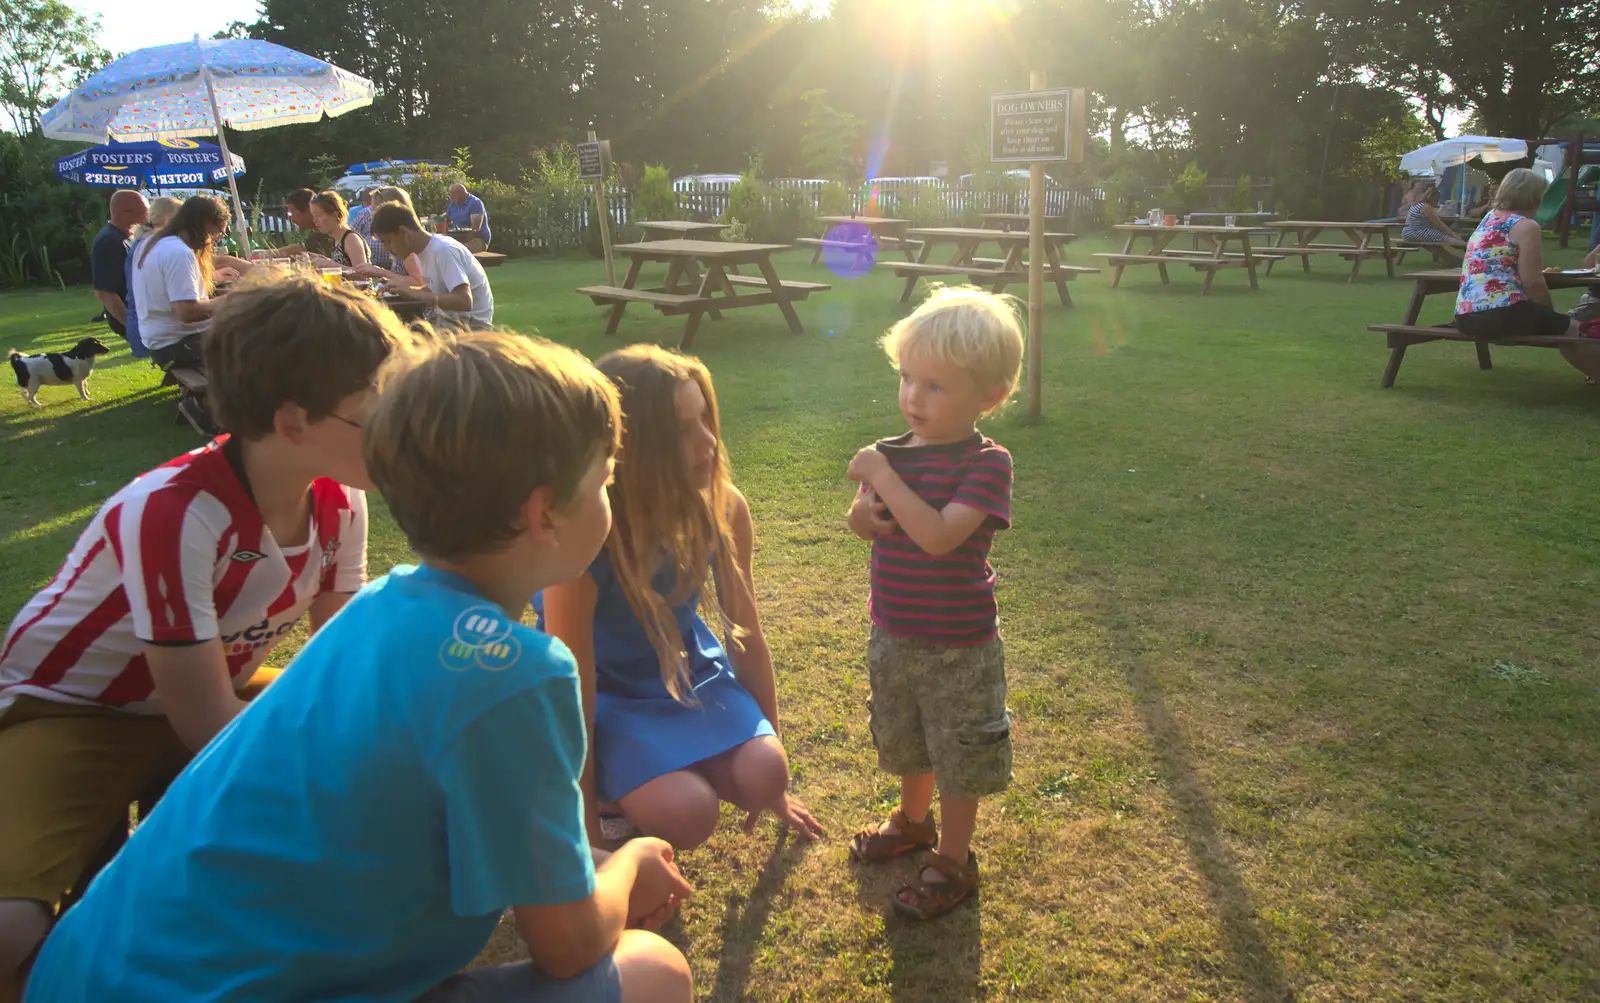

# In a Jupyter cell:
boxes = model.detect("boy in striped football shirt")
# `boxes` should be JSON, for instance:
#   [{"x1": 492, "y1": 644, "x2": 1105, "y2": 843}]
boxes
[{"x1": 845, "y1": 286, "x2": 1022, "y2": 921}]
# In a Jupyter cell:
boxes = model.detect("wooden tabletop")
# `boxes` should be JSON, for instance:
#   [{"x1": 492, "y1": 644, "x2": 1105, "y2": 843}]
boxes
[
  {"x1": 1112, "y1": 224, "x2": 1269, "y2": 235},
  {"x1": 910, "y1": 226, "x2": 1072, "y2": 240},
  {"x1": 637, "y1": 220, "x2": 726, "y2": 232},
  {"x1": 613, "y1": 239, "x2": 792, "y2": 258},
  {"x1": 1406, "y1": 267, "x2": 1597, "y2": 289},
  {"x1": 1267, "y1": 220, "x2": 1400, "y2": 230},
  {"x1": 819, "y1": 216, "x2": 907, "y2": 227},
  {"x1": 1188, "y1": 211, "x2": 1277, "y2": 219},
  {"x1": 980, "y1": 212, "x2": 1067, "y2": 221}
]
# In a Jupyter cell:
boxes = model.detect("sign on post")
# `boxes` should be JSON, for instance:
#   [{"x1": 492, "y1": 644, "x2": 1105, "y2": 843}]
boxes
[
  {"x1": 990, "y1": 89, "x2": 1072, "y2": 164},
  {"x1": 582, "y1": 135, "x2": 615, "y2": 285},
  {"x1": 577, "y1": 140, "x2": 611, "y2": 181}
]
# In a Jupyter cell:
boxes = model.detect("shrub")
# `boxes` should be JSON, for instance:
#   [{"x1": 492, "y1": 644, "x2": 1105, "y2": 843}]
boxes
[
  {"x1": 723, "y1": 170, "x2": 768, "y2": 238},
  {"x1": 818, "y1": 180, "x2": 853, "y2": 217},
  {"x1": 766, "y1": 185, "x2": 815, "y2": 242},
  {"x1": 1162, "y1": 160, "x2": 1209, "y2": 215},
  {"x1": 634, "y1": 164, "x2": 678, "y2": 222}
]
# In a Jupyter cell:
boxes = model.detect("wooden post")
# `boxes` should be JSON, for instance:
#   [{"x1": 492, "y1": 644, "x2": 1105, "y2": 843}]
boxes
[
  {"x1": 1026, "y1": 70, "x2": 1046, "y2": 423},
  {"x1": 1564, "y1": 131, "x2": 1584, "y2": 249},
  {"x1": 589, "y1": 129, "x2": 615, "y2": 285}
]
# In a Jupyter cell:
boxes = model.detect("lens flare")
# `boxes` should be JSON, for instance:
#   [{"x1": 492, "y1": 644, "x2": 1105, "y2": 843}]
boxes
[{"x1": 822, "y1": 221, "x2": 878, "y2": 280}]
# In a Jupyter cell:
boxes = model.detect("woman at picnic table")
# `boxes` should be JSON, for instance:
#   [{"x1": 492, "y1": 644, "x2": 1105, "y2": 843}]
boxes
[
  {"x1": 129, "y1": 194, "x2": 231, "y2": 371},
  {"x1": 1402, "y1": 184, "x2": 1467, "y2": 258},
  {"x1": 1455, "y1": 167, "x2": 1600, "y2": 384},
  {"x1": 309, "y1": 190, "x2": 370, "y2": 270}
]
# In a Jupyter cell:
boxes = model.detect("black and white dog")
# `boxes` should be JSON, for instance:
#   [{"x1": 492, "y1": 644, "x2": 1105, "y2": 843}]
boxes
[{"x1": 9, "y1": 337, "x2": 112, "y2": 406}]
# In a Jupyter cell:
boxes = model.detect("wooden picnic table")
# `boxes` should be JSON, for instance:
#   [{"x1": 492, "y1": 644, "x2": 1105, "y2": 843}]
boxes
[
  {"x1": 1097, "y1": 224, "x2": 1282, "y2": 294},
  {"x1": 1365, "y1": 267, "x2": 1595, "y2": 387},
  {"x1": 799, "y1": 216, "x2": 920, "y2": 265},
  {"x1": 881, "y1": 226, "x2": 1098, "y2": 307},
  {"x1": 1263, "y1": 221, "x2": 1402, "y2": 282},
  {"x1": 576, "y1": 239, "x2": 830, "y2": 350},
  {"x1": 979, "y1": 212, "x2": 1069, "y2": 232},
  {"x1": 638, "y1": 220, "x2": 728, "y2": 241}
]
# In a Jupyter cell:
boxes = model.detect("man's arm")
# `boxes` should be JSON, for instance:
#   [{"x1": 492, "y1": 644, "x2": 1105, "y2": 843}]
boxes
[
  {"x1": 391, "y1": 280, "x2": 472, "y2": 313},
  {"x1": 146, "y1": 640, "x2": 247, "y2": 751},
  {"x1": 171, "y1": 297, "x2": 225, "y2": 323},
  {"x1": 94, "y1": 290, "x2": 128, "y2": 325}
]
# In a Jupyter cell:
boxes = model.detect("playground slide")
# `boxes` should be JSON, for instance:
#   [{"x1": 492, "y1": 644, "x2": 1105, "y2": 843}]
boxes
[{"x1": 1534, "y1": 166, "x2": 1600, "y2": 226}]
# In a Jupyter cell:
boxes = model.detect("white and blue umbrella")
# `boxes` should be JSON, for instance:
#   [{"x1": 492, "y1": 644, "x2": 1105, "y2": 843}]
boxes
[
  {"x1": 55, "y1": 139, "x2": 245, "y2": 189},
  {"x1": 40, "y1": 35, "x2": 375, "y2": 243}
]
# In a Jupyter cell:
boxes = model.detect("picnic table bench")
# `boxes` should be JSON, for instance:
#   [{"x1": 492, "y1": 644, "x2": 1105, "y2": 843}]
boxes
[
  {"x1": 882, "y1": 227, "x2": 1096, "y2": 306},
  {"x1": 472, "y1": 251, "x2": 507, "y2": 268},
  {"x1": 1364, "y1": 267, "x2": 1594, "y2": 387},
  {"x1": 797, "y1": 216, "x2": 921, "y2": 265},
  {"x1": 1097, "y1": 225, "x2": 1283, "y2": 294},
  {"x1": 1263, "y1": 221, "x2": 1401, "y2": 282},
  {"x1": 979, "y1": 212, "x2": 1069, "y2": 232},
  {"x1": 576, "y1": 239, "x2": 829, "y2": 350}
]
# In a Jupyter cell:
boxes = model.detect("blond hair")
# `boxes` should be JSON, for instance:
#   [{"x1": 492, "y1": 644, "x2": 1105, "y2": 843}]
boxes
[
  {"x1": 881, "y1": 285, "x2": 1024, "y2": 414},
  {"x1": 365, "y1": 331, "x2": 621, "y2": 562},
  {"x1": 1494, "y1": 168, "x2": 1548, "y2": 215},
  {"x1": 134, "y1": 196, "x2": 183, "y2": 240},
  {"x1": 594, "y1": 344, "x2": 746, "y2": 703},
  {"x1": 206, "y1": 273, "x2": 412, "y2": 438}
]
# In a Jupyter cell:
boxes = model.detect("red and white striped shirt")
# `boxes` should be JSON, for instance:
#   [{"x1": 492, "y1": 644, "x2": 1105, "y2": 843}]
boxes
[{"x1": 0, "y1": 437, "x2": 368, "y2": 715}]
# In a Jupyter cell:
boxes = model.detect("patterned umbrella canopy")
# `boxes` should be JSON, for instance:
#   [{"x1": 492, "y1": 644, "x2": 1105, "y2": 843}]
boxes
[
  {"x1": 40, "y1": 36, "x2": 374, "y2": 245},
  {"x1": 38, "y1": 36, "x2": 374, "y2": 142}
]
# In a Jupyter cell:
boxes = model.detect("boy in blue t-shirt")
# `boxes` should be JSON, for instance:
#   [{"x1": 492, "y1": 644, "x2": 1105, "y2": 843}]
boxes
[{"x1": 22, "y1": 332, "x2": 694, "y2": 1003}]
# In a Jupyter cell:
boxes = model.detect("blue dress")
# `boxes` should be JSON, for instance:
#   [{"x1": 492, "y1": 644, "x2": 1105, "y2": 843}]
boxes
[{"x1": 533, "y1": 549, "x2": 773, "y2": 801}]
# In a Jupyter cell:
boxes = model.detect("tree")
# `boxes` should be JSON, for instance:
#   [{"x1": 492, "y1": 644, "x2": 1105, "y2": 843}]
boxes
[
  {"x1": 1346, "y1": 0, "x2": 1600, "y2": 138},
  {"x1": 799, "y1": 89, "x2": 862, "y2": 180},
  {"x1": 0, "y1": 0, "x2": 107, "y2": 134}
]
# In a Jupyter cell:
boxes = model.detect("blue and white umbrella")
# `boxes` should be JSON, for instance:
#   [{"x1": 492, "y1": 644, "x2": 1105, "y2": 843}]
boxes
[
  {"x1": 40, "y1": 35, "x2": 375, "y2": 243},
  {"x1": 55, "y1": 139, "x2": 245, "y2": 189}
]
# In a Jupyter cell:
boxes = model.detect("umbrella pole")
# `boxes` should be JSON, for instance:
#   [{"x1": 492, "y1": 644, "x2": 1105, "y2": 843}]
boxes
[{"x1": 202, "y1": 69, "x2": 250, "y2": 253}]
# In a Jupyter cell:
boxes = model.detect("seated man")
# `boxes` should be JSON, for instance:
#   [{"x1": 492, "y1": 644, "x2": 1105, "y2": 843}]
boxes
[
  {"x1": 445, "y1": 183, "x2": 491, "y2": 252},
  {"x1": 371, "y1": 203, "x2": 495, "y2": 330},
  {"x1": 90, "y1": 190, "x2": 148, "y2": 342},
  {"x1": 0, "y1": 275, "x2": 408, "y2": 1002},
  {"x1": 261, "y1": 188, "x2": 336, "y2": 259},
  {"x1": 351, "y1": 186, "x2": 426, "y2": 289},
  {"x1": 21, "y1": 332, "x2": 693, "y2": 1003}
]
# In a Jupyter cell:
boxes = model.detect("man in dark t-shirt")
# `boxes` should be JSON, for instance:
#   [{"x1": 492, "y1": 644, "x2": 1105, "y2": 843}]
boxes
[{"x1": 91, "y1": 189, "x2": 148, "y2": 339}]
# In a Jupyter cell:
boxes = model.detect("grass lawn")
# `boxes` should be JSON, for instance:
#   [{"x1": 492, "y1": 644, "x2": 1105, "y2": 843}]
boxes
[{"x1": 2, "y1": 236, "x2": 1597, "y2": 1001}]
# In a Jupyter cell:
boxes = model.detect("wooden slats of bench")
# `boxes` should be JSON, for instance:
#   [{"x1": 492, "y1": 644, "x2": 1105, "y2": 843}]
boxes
[
  {"x1": 1366, "y1": 324, "x2": 1583, "y2": 348},
  {"x1": 723, "y1": 274, "x2": 832, "y2": 293},
  {"x1": 166, "y1": 367, "x2": 209, "y2": 392},
  {"x1": 1365, "y1": 323, "x2": 1587, "y2": 388},
  {"x1": 576, "y1": 285, "x2": 710, "y2": 309},
  {"x1": 1094, "y1": 253, "x2": 1282, "y2": 268},
  {"x1": 881, "y1": 262, "x2": 1010, "y2": 277},
  {"x1": 473, "y1": 252, "x2": 508, "y2": 268},
  {"x1": 970, "y1": 257, "x2": 1100, "y2": 276}
]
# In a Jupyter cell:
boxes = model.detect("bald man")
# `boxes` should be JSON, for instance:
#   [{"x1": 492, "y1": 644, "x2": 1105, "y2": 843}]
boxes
[{"x1": 91, "y1": 190, "x2": 148, "y2": 339}]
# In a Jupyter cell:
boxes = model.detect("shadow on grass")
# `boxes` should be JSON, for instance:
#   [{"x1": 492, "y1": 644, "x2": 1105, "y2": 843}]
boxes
[
  {"x1": 1122, "y1": 652, "x2": 1294, "y2": 1003},
  {"x1": 707, "y1": 831, "x2": 806, "y2": 1002},
  {"x1": 847, "y1": 851, "x2": 981, "y2": 1003}
]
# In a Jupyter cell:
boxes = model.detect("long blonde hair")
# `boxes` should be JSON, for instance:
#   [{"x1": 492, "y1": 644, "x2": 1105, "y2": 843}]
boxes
[
  {"x1": 133, "y1": 196, "x2": 182, "y2": 241},
  {"x1": 138, "y1": 194, "x2": 227, "y2": 294},
  {"x1": 594, "y1": 345, "x2": 747, "y2": 702}
]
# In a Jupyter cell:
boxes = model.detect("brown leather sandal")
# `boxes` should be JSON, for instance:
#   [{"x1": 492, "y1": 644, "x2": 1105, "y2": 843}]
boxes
[
  {"x1": 849, "y1": 808, "x2": 937, "y2": 863},
  {"x1": 892, "y1": 851, "x2": 979, "y2": 920}
]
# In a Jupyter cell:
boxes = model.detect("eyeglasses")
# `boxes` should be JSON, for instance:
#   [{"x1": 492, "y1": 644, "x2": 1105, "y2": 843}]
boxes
[{"x1": 328, "y1": 412, "x2": 363, "y2": 430}]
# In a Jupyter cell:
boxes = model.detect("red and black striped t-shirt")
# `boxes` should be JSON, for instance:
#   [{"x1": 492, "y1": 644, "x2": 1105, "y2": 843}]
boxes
[{"x1": 869, "y1": 431, "x2": 1013, "y2": 645}]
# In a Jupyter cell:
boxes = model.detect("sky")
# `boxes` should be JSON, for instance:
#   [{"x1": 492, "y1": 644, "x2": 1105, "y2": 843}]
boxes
[{"x1": 70, "y1": 0, "x2": 262, "y2": 54}]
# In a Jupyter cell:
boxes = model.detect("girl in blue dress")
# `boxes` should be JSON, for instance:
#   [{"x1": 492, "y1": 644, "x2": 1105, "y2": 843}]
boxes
[{"x1": 537, "y1": 344, "x2": 822, "y2": 852}]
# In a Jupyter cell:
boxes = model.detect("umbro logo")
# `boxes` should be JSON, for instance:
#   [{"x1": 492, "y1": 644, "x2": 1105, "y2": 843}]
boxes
[{"x1": 230, "y1": 549, "x2": 267, "y2": 563}]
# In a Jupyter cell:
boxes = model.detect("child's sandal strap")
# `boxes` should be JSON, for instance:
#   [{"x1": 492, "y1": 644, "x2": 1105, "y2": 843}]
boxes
[
  {"x1": 891, "y1": 851, "x2": 979, "y2": 921},
  {"x1": 848, "y1": 809, "x2": 936, "y2": 863}
]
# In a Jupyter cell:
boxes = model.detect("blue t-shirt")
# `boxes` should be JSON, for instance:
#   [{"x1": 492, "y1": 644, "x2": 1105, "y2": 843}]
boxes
[
  {"x1": 445, "y1": 193, "x2": 491, "y2": 242},
  {"x1": 25, "y1": 564, "x2": 593, "y2": 1003}
]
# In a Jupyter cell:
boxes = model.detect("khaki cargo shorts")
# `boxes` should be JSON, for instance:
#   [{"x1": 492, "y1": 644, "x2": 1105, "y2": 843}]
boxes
[{"x1": 866, "y1": 627, "x2": 1012, "y2": 799}]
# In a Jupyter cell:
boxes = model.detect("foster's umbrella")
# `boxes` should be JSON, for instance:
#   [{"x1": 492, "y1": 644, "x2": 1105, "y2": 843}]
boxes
[{"x1": 55, "y1": 138, "x2": 244, "y2": 189}]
